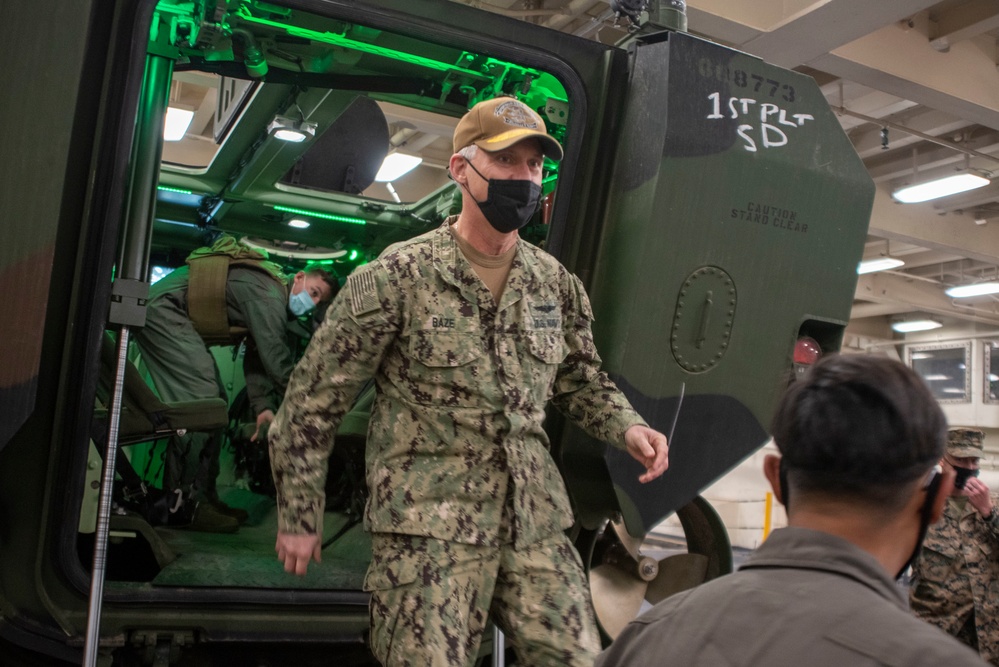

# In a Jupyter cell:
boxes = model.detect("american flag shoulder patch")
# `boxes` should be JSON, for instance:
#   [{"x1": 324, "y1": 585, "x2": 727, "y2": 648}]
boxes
[{"x1": 348, "y1": 269, "x2": 381, "y2": 317}]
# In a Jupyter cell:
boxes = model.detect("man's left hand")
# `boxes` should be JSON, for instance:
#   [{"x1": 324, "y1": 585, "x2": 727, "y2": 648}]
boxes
[
  {"x1": 624, "y1": 425, "x2": 669, "y2": 483},
  {"x1": 964, "y1": 477, "x2": 994, "y2": 517}
]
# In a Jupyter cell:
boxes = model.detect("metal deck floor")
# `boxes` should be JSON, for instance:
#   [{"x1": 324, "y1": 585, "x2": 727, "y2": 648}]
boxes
[{"x1": 148, "y1": 489, "x2": 371, "y2": 590}]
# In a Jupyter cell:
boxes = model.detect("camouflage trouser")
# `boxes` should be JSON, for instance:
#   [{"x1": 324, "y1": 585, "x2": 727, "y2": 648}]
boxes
[{"x1": 364, "y1": 531, "x2": 601, "y2": 667}]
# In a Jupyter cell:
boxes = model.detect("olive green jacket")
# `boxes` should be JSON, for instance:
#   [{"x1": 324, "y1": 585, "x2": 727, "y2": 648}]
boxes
[
  {"x1": 144, "y1": 265, "x2": 293, "y2": 414},
  {"x1": 270, "y1": 221, "x2": 645, "y2": 547},
  {"x1": 597, "y1": 527, "x2": 986, "y2": 667}
]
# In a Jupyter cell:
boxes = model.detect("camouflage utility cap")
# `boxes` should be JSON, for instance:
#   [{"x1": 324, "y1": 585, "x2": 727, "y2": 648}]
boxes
[
  {"x1": 947, "y1": 427, "x2": 985, "y2": 458},
  {"x1": 453, "y1": 97, "x2": 563, "y2": 161}
]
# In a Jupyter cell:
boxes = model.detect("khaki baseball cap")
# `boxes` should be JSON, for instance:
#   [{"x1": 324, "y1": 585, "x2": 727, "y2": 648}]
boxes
[
  {"x1": 946, "y1": 427, "x2": 985, "y2": 458},
  {"x1": 453, "y1": 97, "x2": 563, "y2": 161}
]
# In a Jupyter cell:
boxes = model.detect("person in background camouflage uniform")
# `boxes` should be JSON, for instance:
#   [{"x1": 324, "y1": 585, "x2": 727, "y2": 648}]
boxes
[
  {"x1": 135, "y1": 245, "x2": 334, "y2": 532},
  {"x1": 911, "y1": 427, "x2": 999, "y2": 665},
  {"x1": 269, "y1": 96, "x2": 669, "y2": 666}
]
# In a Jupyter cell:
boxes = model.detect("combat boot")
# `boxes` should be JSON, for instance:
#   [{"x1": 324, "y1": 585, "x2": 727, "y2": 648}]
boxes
[
  {"x1": 187, "y1": 502, "x2": 239, "y2": 533},
  {"x1": 210, "y1": 499, "x2": 250, "y2": 524}
]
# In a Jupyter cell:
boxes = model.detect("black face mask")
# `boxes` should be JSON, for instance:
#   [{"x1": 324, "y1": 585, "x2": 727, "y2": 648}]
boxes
[
  {"x1": 463, "y1": 159, "x2": 542, "y2": 234},
  {"x1": 953, "y1": 465, "x2": 979, "y2": 490},
  {"x1": 779, "y1": 457, "x2": 791, "y2": 511}
]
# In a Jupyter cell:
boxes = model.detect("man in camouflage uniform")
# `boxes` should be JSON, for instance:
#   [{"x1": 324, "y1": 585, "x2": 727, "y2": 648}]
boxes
[
  {"x1": 135, "y1": 242, "x2": 334, "y2": 532},
  {"x1": 911, "y1": 426, "x2": 999, "y2": 665},
  {"x1": 269, "y1": 96, "x2": 669, "y2": 666}
]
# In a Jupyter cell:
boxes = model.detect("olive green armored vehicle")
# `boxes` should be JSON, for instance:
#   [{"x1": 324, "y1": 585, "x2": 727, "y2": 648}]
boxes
[{"x1": 0, "y1": 0, "x2": 872, "y2": 664}]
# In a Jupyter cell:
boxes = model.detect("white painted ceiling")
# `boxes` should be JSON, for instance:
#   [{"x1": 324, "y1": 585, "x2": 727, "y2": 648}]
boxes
[{"x1": 453, "y1": 0, "x2": 999, "y2": 338}]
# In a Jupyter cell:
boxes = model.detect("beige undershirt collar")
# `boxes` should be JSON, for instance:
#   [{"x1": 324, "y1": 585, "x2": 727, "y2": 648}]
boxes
[{"x1": 450, "y1": 224, "x2": 516, "y2": 303}]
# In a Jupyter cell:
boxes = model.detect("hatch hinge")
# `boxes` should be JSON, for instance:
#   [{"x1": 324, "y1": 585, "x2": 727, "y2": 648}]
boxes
[{"x1": 127, "y1": 630, "x2": 196, "y2": 666}]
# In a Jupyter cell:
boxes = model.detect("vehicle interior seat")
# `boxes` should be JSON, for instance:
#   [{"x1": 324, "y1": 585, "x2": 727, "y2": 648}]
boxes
[
  {"x1": 84, "y1": 331, "x2": 230, "y2": 577},
  {"x1": 92, "y1": 331, "x2": 230, "y2": 445}
]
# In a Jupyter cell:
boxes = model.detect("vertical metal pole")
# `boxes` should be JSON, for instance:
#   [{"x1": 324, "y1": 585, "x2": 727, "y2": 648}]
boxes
[
  {"x1": 83, "y1": 50, "x2": 173, "y2": 667},
  {"x1": 493, "y1": 626, "x2": 505, "y2": 667},
  {"x1": 83, "y1": 328, "x2": 131, "y2": 667},
  {"x1": 119, "y1": 53, "x2": 173, "y2": 280}
]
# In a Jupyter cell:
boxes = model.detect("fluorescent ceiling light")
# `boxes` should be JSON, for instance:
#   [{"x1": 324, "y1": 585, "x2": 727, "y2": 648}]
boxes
[
  {"x1": 287, "y1": 218, "x2": 310, "y2": 229},
  {"x1": 857, "y1": 257, "x2": 905, "y2": 274},
  {"x1": 945, "y1": 282, "x2": 999, "y2": 298},
  {"x1": 892, "y1": 173, "x2": 990, "y2": 203},
  {"x1": 375, "y1": 153, "x2": 423, "y2": 182},
  {"x1": 163, "y1": 107, "x2": 194, "y2": 141},
  {"x1": 274, "y1": 129, "x2": 308, "y2": 142},
  {"x1": 892, "y1": 320, "x2": 942, "y2": 333}
]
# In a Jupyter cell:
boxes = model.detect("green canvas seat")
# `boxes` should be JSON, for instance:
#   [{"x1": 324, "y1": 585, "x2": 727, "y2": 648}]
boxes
[{"x1": 95, "y1": 332, "x2": 228, "y2": 445}]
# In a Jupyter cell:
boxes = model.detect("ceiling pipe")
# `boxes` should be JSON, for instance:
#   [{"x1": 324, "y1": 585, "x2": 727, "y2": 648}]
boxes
[
  {"x1": 461, "y1": 1, "x2": 566, "y2": 18},
  {"x1": 573, "y1": 8, "x2": 616, "y2": 37},
  {"x1": 487, "y1": 7, "x2": 566, "y2": 17},
  {"x1": 834, "y1": 106, "x2": 999, "y2": 166},
  {"x1": 544, "y1": 0, "x2": 604, "y2": 30},
  {"x1": 231, "y1": 28, "x2": 268, "y2": 79}
]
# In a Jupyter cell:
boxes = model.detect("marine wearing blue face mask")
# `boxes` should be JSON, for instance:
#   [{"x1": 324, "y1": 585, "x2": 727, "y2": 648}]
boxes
[{"x1": 288, "y1": 287, "x2": 316, "y2": 316}]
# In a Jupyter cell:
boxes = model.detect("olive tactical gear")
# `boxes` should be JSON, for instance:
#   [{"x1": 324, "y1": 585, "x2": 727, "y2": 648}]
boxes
[
  {"x1": 597, "y1": 528, "x2": 986, "y2": 667},
  {"x1": 185, "y1": 235, "x2": 287, "y2": 346},
  {"x1": 911, "y1": 494, "x2": 999, "y2": 665}
]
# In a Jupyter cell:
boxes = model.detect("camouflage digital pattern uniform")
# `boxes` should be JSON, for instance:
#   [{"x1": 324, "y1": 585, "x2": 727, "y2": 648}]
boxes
[
  {"x1": 134, "y1": 265, "x2": 293, "y2": 497},
  {"x1": 270, "y1": 219, "x2": 647, "y2": 665},
  {"x1": 910, "y1": 493, "x2": 999, "y2": 665}
]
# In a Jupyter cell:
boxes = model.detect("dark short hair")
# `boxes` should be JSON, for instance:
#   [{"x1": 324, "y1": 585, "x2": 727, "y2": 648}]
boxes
[
  {"x1": 303, "y1": 264, "x2": 339, "y2": 298},
  {"x1": 770, "y1": 354, "x2": 946, "y2": 510}
]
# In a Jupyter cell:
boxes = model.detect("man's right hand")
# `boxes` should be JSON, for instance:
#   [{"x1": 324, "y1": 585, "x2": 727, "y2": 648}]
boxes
[
  {"x1": 962, "y1": 477, "x2": 994, "y2": 518},
  {"x1": 251, "y1": 409, "x2": 275, "y2": 442},
  {"x1": 276, "y1": 531, "x2": 322, "y2": 576}
]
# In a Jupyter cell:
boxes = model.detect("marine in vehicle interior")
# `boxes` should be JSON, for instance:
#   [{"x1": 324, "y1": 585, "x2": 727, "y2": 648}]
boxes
[
  {"x1": 0, "y1": 0, "x2": 875, "y2": 663},
  {"x1": 131, "y1": 238, "x2": 337, "y2": 534}
]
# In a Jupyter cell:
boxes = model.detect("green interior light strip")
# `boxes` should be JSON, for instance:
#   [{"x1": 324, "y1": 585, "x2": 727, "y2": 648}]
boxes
[
  {"x1": 236, "y1": 5, "x2": 501, "y2": 80},
  {"x1": 157, "y1": 185, "x2": 194, "y2": 195},
  {"x1": 274, "y1": 205, "x2": 366, "y2": 225}
]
